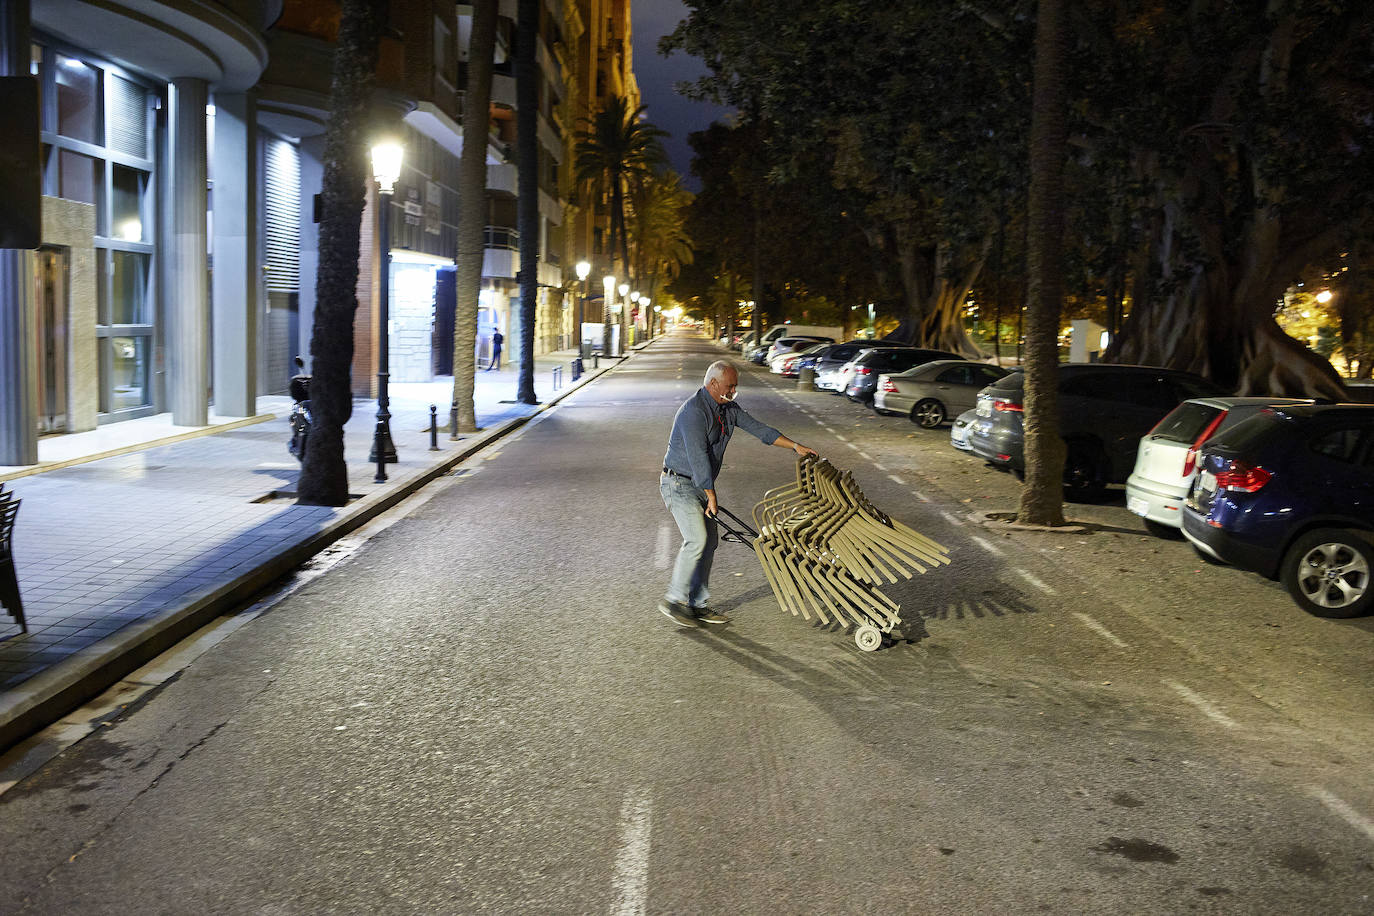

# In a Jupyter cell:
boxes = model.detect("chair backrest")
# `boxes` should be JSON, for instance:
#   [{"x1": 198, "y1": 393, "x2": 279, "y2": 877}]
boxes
[{"x1": 0, "y1": 497, "x2": 17, "y2": 555}]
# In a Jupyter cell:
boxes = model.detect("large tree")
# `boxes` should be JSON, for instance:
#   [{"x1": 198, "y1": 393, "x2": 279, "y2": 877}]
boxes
[
  {"x1": 449, "y1": 0, "x2": 497, "y2": 435},
  {"x1": 297, "y1": 0, "x2": 386, "y2": 507},
  {"x1": 514, "y1": 0, "x2": 538, "y2": 402},
  {"x1": 573, "y1": 96, "x2": 667, "y2": 353}
]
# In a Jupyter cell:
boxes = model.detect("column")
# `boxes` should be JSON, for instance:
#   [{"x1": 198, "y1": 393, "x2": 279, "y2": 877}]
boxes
[
  {"x1": 0, "y1": 0, "x2": 36, "y2": 465},
  {"x1": 210, "y1": 91, "x2": 257, "y2": 417},
  {"x1": 165, "y1": 77, "x2": 209, "y2": 426}
]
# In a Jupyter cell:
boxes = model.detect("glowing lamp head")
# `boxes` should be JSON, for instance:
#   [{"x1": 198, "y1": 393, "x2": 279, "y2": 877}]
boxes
[{"x1": 370, "y1": 140, "x2": 404, "y2": 194}]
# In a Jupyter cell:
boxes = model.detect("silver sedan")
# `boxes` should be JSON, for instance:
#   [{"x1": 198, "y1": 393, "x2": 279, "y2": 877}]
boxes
[{"x1": 873, "y1": 359, "x2": 1010, "y2": 428}]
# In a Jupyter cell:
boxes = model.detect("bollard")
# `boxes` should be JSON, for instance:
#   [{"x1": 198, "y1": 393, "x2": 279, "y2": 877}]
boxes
[
  {"x1": 429, "y1": 405, "x2": 439, "y2": 450},
  {"x1": 449, "y1": 404, "x2": 459, "y2": 440},
  {"x1": 798, "y1": 367, "x2": 816, "y2": 390},
  {"x1": 572, "y1": 357, "x2": 582, "y2": 380},
  {"x1": 552, "y1": 366, "x2": 563, "y2": 390},
  {"x1": 593, "y1": 352, "x2": 600, "y2": 369}
]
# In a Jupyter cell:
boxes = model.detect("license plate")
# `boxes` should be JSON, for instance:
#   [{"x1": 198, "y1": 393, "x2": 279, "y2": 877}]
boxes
[
  {"x1": 951, "y1": 427, "x2": 968, "y2": 445},
  {"x1": 976, "y1": 401, "x2": 991, "y2": 417},
  {"x1": 1127, "y1": 496, "x2": 1148, "y2": 517}
]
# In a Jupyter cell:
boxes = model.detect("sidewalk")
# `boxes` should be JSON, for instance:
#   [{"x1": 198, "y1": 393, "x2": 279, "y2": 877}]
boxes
[{"x1": 0, "y1": 347, "x2": 631, "y2": 749}]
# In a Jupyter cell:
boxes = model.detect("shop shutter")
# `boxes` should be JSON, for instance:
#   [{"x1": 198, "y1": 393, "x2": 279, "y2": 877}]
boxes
[
  {"x1": 263, "y1": 138, "x2": 300, "y2": 293},
  {"x1": 107, "y1": 76, "x2": 147, "y2": 159}
]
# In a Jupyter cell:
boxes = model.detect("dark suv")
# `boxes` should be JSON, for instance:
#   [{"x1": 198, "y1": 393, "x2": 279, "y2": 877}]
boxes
[
  {"x1": 966, "y1": 364, "x2": 1224, "y2": 499},
  {"x1": 843, "y1": 348, "x2": 963, "y2": 404},
  {"x1": 1182, "y1": 404, "x2": 1374, "y2": 618}
]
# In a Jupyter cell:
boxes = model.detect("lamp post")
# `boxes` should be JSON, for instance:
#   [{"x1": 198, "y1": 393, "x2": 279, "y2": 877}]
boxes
[
  {"x1": 369, "y1": 139, "x2": 403, "y2": 483},
  {"x1": 574, "y1": 259, "x2": 590, "y2": 377},
  {"x1": 642, "y1": 297, "x2": 652, "y2": 340},
  {"x1": 616, "y1": 282, "x2": 630, "y2": 355}
]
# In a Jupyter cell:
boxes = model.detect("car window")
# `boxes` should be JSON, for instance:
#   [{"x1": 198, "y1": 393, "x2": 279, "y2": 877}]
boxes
[
  {"x1": 1169, "y1": 374, "x2": 1225, "y2": 401},
  {"x1": 1309, "y1": 426, "x2": 1366, "y2": 464},
  {"x1": 935, "y1": 365, "x2": 972, "y2": 384},
  {"x1": 1150, "y1": 402, "x2": 1224, "y2": 444},
  {"x1": 1064, "y1": 372, "x2": 1175, "y2": 409},
  {"x1": 975, "y1": 365, "x2": 1007, "y2": 383},
  {"x1": 1210, "y1": 411, "x2": 1282, "y2": 452}
]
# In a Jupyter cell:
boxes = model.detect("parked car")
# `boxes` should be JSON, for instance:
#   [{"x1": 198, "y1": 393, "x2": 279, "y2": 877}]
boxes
[
  {"x1": 966, "y1": 364, "x2": 1225, "y2": 500},
  {"x1": 813, "y1": 340, "x2": 911, "y2": 392},
  {"x1": 1181, "y1": 404, "x2": 1374, "y2": 618},
  {"x1": 843, "y1": 348, "x2": 964, "y2": 404},
  {"x1": 950, "y1": 408, "x2": 978, "y2": 452},
  {"x1": 874, "y1": 360, "x2": 1010, "y2": 427},
  {"x1": 753, "y1": 335, "x2": 833, "y2": 365},
  {"x1": 1127, "y1": 397, "x2": 1312, "y2": 535},
  {"x1": 773, "y1": 342, "x2": 832, "y2": 379},
  {"x1": 767, "y1": 338, "x2": 832, "y2": 373}
]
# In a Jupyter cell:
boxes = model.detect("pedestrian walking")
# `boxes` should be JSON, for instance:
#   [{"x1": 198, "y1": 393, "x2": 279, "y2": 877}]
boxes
[
  {"x1": 659, "y1": 359, "x2": 817, "y2": 627},
  {"x1": 487, "y1": 329, "x2": 504, "y2": 370}
]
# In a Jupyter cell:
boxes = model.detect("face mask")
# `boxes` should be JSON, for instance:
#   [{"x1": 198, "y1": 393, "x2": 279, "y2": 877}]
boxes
[{"x1": 721, "y1": 389, "x2": 737, "y2": 402}]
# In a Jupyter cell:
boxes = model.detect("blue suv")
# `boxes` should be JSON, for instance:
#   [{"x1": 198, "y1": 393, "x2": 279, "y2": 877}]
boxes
[{"x1": 1182, "y1": 404, "x2": 1374, "y2": 618}]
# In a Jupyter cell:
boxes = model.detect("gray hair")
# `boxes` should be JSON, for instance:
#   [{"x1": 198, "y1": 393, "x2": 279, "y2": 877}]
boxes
[{"x1": 704, "y1": 360, "x2": 736, "y2": 386}]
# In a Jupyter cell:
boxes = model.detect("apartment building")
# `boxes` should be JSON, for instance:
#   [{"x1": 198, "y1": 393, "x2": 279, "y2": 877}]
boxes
[{"x1": 0, "y1": 0, "x2": 635, "y2": 464}]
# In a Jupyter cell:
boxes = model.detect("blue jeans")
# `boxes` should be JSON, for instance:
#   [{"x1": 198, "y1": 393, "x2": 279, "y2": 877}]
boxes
[{"x1": 660, "y1": 474, "x2": 718, "y2": 609}]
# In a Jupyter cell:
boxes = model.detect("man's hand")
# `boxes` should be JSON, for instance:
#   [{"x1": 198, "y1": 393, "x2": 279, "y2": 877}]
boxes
[
  {"x1": 793, "y1": 443, "x2": 818, "y2": 458},
  {"x1": 705, "y1": 488, "x2": 718, "y2": 518}
]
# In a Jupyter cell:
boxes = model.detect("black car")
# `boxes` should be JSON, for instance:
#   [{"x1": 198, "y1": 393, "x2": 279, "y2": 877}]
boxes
[
  {"x1": 1182, "y1": 404, "x2": 1374, "y2": 618},
  {"x1": 966, "y1": 364, "x2": 1225, "y2": 499},
  {"x1": 812, "y1": 340, "x2": 910, "y2": 392},
  {"x1": 843, "y1": 348, "x2": 963, "y2": 404}
]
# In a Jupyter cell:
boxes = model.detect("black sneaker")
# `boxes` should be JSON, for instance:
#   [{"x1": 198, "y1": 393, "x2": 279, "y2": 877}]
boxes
[
  {"x1": 693, "y1": 608, "x2": 730, "y2": 624},
  {"x1": 658, "y1": 599, "x2": 699, "y2": 628}
]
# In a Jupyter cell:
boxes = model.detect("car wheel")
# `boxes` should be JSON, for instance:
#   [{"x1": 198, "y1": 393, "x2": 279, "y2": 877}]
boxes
[
  {"x1": 911, "y1": 399, "x2": 947, "y2": 429},
  {"x1": 1280, "y1": 528, "x2": 1374, "y2": 618},
  {"x1": 1062, "y1": 440, "x2": 1108, "y2": 502}
]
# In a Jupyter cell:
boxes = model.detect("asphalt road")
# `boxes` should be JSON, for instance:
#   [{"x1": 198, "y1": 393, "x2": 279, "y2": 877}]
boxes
[{"x1": 1, "y1": 332, "x2": 1372, "y2": 914}]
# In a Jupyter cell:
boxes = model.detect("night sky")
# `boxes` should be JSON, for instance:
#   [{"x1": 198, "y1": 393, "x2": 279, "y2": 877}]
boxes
[{"x1": 631, "y1": 0, "x2": 733, "y2": 189}]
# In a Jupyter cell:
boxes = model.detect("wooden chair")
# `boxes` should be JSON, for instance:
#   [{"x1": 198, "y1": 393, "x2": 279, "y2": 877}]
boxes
[{"x1": 0, "y1": 486, "x2": 25, "y2": 633}]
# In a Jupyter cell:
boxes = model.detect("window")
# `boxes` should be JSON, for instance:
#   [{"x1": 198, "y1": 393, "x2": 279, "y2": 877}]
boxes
[
  {"x1": 55, "y1": 55, "x2": 99, "y2": 143},
  {"x1": 111, "y1": 165, "x2": 146, "y2": 241},
  {"x1": 109, "y1": 251, "x2": 151, "y2": 325},
  {"x1": 57, "y1": 149, "x2": 98, "y2": 204},
  {"x1": 936, "y1": 366, "x2": 973, "y2": 385},
  {"x1": 1310, "y1": 426, "x2": 1366, "y2": 464}
]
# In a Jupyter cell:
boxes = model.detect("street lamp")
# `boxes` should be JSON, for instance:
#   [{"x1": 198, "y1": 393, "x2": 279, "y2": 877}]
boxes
[
  {"x1": 602, "y1": 275, "x2": 616, "y2": 358},
  {"x1": 369, "y1": 139, "x2": 403, "y2": 483},
  {"x1": 617, "y1": 283, "x2": 630, "y2": 355},
  {"x1": 574, "y1": 260, "x2": 590, "y2": 376}
]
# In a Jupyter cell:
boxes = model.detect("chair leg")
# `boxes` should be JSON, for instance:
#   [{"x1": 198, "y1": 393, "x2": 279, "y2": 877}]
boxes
[{"x1": 0, "y1": 558, "x2": 25, "y2": 633}]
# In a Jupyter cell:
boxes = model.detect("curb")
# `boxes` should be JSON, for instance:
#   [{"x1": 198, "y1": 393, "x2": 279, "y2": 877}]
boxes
[{"x1": 0, "y1": 357, "x2": 624, "y2": 751}]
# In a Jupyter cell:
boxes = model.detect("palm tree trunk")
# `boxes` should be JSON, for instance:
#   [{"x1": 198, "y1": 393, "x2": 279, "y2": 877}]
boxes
[
  {"x1": 514, "y1": 0, "x2": 539, "y2": 403},
  {"x1": 296, "y1": 0, "x2": 384, "y2": 507},
  {"x1": 449, "y1": 0, "x2": 496, "y2": 436},
  {"x1": 1016, "y1": 0, "x2": 1068, "y2": 527}
]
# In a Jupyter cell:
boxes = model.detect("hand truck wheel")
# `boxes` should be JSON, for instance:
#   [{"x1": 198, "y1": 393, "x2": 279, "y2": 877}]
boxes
[{"x1": 854, "y1": 626, "x2": 883, "y2": 652}]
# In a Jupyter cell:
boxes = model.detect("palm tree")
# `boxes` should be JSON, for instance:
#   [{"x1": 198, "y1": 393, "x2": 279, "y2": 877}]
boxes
[
  {"x1": 628, "y1": 170, "x2": 694, "y2": 332},
  {"x1": 514, "y1": 0, "x2": 539, "y2": 403},
  {"x1": 297, "y1": 0, "x2": 385, "y2": 506},
  {"x1": 574, "y1": 96, "x2": 666, "y2": 352},
  {"x1": 449, "y1": 0, "x2": 497, "y2": 436}
]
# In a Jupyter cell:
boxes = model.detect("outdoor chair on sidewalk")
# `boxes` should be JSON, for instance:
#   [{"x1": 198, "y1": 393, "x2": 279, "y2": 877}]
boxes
[{"x1": 0, "y1": 484, "x2": 25, "y2": 634}]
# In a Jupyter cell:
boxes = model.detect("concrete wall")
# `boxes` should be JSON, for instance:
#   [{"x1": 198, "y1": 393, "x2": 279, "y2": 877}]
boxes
[{"x1": 41, "y1": 197, "x2": 98, "y2": 432}]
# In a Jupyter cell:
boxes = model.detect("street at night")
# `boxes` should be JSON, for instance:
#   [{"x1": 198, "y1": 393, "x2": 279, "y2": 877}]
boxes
[{"x1": 2, "y1": 333, "x2": 1371, "y2": 914}]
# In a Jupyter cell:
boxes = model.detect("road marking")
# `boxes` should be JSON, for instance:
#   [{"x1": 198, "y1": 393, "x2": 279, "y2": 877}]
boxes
[
  {"x1": 1014, "y1": 568, "x2": 1054, "y2": 593},
  {"x1": 887, "y1": 474, "x2": 905, "y2": 485},
  {"x1": 873, "y1": 463, "x2": 886, "y2": 471},
  {"x1": 611, "y1": 790, "x2": 654, "y2": 916},
  {"x1": 1311, "y1": 787, "x2": 1374, "y2": 843},
  {"x1": 1072, "y1": 612, "x2": 1129, "y2": 648},
  {"x1": 846, "y1": 442, "x2": 860, "y2": 451},
  {"x1": 912, "y1": 490, "x2": 930, "y2": 503},
  {"x1": 654, "y1": 524, "x2": 673, "y2": 569},
  {"x1": 968, "y1": 535, "x2": 1000, "y2": 554},
  {"x1": 858, "y1": 451, "x2": 873, "y2": 460},
  {"x1": 938, "y1": 510, "x2": 964, "y2": 528},
  {"x1": 834, "y1": 433, "x2": 847, "y2": 442},
  {"x1": 1164, "y1": 680, "x2": 1238, "y2": 729}
]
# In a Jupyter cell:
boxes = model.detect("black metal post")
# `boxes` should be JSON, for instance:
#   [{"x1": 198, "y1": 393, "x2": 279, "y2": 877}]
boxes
[
  {"x1": 429, "y1": 404, "x2": 439, "y2": 450},
  {"x1": 369, "y1": 187, "x2": 398, "y2": 482}
]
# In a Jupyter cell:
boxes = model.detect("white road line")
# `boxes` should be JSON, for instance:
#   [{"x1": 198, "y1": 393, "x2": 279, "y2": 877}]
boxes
[
  {"x1": 1072, "y1": 612, "x2": 1129, "y2": 648},
  {"x1": 610, "y1": 790, "x2": 654, "y2": 916},
  {"x1": 1014, "y1": 568, "x2": 1054, "y2": 593},
  {"x1": 939, "y1": 510, "x2": 964, "y2": 527},
  {"x1": 1164, "y1": 680, "x2": 1239, "y2": 729},
  {"x1": 968, "y1": 535, "x2": 1000, "y2": 555},
  {"x1": 911, "y1": 490, "x2": 930, "y2": 503},
  {"x1": 887, "y1": 474, "x2": 905, "y2": 485},
  {"x1": 654, "y1": 524, "x2": 673, "y2": 569},
  {"x1": 846, "y1": 442, "x2": 860, "y2": 451},
  {"x1": 1311, "y1": 787, "x2": 1374, "y2": 843},
  {"x1": 833, "y1": 433, "x2": 847, "y2": 441},
  {"x1": 858, "y1": 451, "x2": 873, "y2": 460}
]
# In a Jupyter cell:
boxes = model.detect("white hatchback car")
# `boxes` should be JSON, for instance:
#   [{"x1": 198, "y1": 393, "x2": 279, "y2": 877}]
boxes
[{"x1": 1126, "y1": 396, "x2": 1311, "y2": 535}]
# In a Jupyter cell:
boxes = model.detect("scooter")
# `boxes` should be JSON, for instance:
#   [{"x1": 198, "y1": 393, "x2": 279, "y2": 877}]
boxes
[{"x1": 288, "y1": 356, "x2": 311, "y2": 462}]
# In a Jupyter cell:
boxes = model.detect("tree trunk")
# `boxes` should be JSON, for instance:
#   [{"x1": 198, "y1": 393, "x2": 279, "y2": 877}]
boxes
[
  {"x1": 515, "y1": 0, "x2": 539, "y2": 403},
  {"x1": 870, "y1": 222, "x2": 983, "y2": 354},
  {"x1": 449, "y1": 0, "x2": 496, "y2": 436},
  {"x1": 296, "y1": 0, "x2": 384, "y2": 507},
  {"x1": 1016, "y1": 0, "x2": 1068, "y2": 528}
]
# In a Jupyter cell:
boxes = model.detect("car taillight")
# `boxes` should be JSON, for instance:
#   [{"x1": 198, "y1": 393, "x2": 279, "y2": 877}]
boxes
[
  {"x1": 881, "y1": 379, "x2": 898, "y2": 393},
  {"x1": 856, "y1": 366, "x2": 871, "y2": 376},
  {"x1": 1214, "y1": 460, "x2": 1272, "y2": 492},
  {"x1": 1182, "y1": 410, "x2": 1229, "y2": 477},
  {"x1": 993, "y1": 398, "x2": 1023, "y2": 412}
]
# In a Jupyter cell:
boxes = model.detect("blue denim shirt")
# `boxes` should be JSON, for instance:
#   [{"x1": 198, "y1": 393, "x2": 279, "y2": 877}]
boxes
[{"x1": 663, "y1": 387, "x2": 781, "y2": 491}]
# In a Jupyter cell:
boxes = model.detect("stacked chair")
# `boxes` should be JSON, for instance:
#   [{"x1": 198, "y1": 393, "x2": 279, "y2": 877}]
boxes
[
  {"x1": 741, "y1": 456, "x2": 950, "y2": 651},
  {"x1": 0, "y1": 483, "x2": 25, "y2": 634}
]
